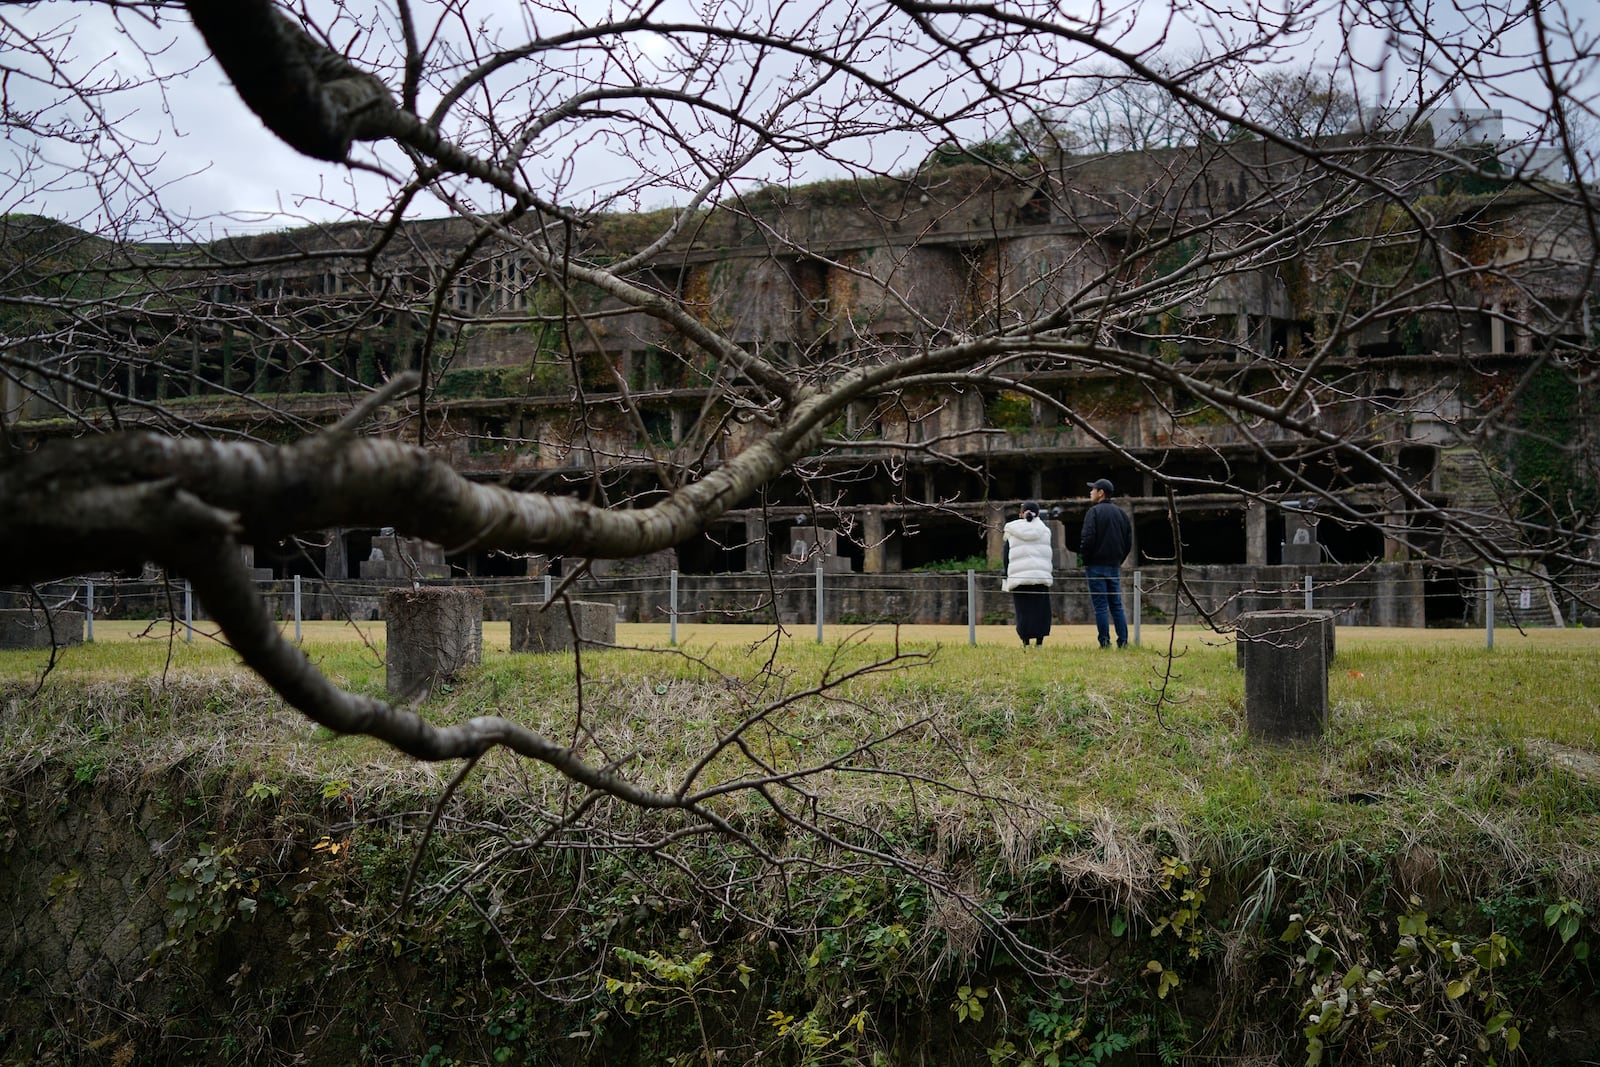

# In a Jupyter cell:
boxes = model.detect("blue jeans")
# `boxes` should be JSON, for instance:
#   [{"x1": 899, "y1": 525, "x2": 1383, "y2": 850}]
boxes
[{"x1": 1085, "y1": 565, "x2": 1128, "y2": 647}]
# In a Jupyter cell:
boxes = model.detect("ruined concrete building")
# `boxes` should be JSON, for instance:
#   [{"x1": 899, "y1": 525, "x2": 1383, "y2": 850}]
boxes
[{"x1": 4, "y1": 133, "x2": 1596, "y2": 625}]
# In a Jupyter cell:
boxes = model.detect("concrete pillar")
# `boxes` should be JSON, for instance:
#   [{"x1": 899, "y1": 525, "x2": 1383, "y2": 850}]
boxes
[
  {"x1": 1236, "y1": 610, "x2": 1332, "y2": 743},
  {"x1": 882, "y1": 521, "x2": 902, "y2": 572},
  {"x1": 1381, "y1": 497, "x2": 1409, "y2": 562},
  {"x1": 862, "y1": 509, "x2": 885, "y2": 574},
  {"x1": 1245, "y1": 500, "x2": 1268, "y2": 565},
  {"x1": 325, "y1": 529, "x2": 349, "y2": 580},
  {"x1": 745, "y1": 514, "x2": 769, "y2": 572},
  {"x1": 1372, "y1": 562, "x2": 1425, "y2": 627},
  {"x1": 1052, "y1": 517, "x2": 1070, "y2": 569},
  {"x1": 240, "y1": 544, "x2": 274, "y2": 582},
  {"x1": 510, "y1": 600, "x2": 617, "y2": 653},
  {"x1": 985, "y1": 502, "x2": 1006, "y2": 568},
  {"x1": 384, "y1": 587, "x2": 483, "y2": 701}
]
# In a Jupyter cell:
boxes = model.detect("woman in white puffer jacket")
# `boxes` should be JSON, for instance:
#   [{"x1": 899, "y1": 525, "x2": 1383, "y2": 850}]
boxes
[{"x1": 1002, "y1": 501, "x2": 1054, "y2": 646}]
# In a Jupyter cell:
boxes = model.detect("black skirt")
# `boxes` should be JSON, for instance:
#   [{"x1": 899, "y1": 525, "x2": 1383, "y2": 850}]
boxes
[{"x1": 1011, "y1": 585, "x2": 1052, "y2": 642}]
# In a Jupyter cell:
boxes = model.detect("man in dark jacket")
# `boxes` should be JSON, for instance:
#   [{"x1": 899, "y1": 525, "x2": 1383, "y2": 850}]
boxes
[{"x1": 1080, "y1": 478, "x2": 1132, "y2": 648}]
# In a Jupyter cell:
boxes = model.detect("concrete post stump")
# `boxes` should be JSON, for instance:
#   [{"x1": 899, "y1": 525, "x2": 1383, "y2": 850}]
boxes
[
  {"x1": 384, "y1": 588, "x2": 483, "y2": 700},
  {"x1": 1236, "y1": 608, "x2": 1335, "y2": 669},
  {"x1": 0, "y1": 608, "x2": 85, "y2": 650},
  {"x1": 510, "y1": 601, "x2": 616, "y2": 653},
  {"x1": 1236, "y1": 610, "x2": 1332, "y2": 742}
]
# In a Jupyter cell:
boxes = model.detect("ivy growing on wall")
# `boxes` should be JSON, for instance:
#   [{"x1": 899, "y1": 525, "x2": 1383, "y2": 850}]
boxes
[{"x1": 1506, "y1": 363, "x2": 1598, "y2": 552}]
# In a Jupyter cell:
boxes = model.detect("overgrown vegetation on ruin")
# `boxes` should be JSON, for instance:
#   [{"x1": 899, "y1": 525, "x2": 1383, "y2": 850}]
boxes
[{"x1": 3, "y1": 630, "x2": 1597, "y2": 1065}]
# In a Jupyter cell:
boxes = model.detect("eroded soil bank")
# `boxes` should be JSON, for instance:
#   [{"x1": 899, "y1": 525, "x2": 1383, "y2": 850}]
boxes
[
  {"x1": 4, "y1": 755, "x2": 1599, "y2": 1067},
  {"x1": 4, "y1": 638, "x2": 1600, "y2": 1067}
]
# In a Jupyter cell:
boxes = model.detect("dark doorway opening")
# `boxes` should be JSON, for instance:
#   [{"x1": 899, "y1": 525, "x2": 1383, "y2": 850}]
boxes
[
  {"x1": 343, "y1": 530, "x2": 374, "y2": 578},
  {"x1": 485, "y1": 550, "x2": 531, "y2": 577},
  {"x1": 677, "y1": 524, "x2": 749, "y2": 574},
  {"x1": 1424, "y1": 566, "x2": 1474, "y2": 627},
  {"x1": 262, "y1": 536, "x2": 327, "y2": 579},
  {"x1": 1169, "y1": 513, "x2": 1246, "y2": 565},
  {"x1": 899, "y1": 515, "x2": 988, "y2": 570},
  {"x1": 1316, "y1": 515, "x2": 1386, "y2": 565}
]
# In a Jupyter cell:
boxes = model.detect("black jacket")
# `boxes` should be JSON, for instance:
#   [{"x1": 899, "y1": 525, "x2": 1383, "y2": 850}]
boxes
[{"x1": 1079, "y1": 501, "x2": 1132, "y2": 567}]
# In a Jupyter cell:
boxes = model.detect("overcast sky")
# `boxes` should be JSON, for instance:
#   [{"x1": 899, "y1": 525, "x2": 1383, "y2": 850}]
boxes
[
  {"x1": 3, "y1": 1, "x2": 1593, "y2": 239},
  {"x1": 3, "y1": 4, "x2": 400, "y2": 237}
]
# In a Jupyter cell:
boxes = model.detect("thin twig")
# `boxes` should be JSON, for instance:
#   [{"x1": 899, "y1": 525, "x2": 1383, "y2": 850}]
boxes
[{"x1": 401, "y1": 753, "x2": 481, "y2": 920}]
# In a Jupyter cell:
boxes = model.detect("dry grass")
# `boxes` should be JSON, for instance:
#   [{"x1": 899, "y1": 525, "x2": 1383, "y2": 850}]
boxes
[{"x1": 3, "y1": 619, "x2": 1598, "y2": 900}]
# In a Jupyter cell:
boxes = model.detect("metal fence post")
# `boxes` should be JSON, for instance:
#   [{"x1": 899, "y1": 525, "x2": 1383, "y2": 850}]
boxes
[
  {"x1": 1133, "y1": 570, "x2": 1142, "y2": 647},
  {"x1": 670, "y1": 569, "x2": 679, "y2": 646},
  {"x1": 1303, "y1": 573, "x2": 1313, "y2": 611},
  {"x1": 967, "y1": 570, "x2": 976, "y2": 646},
  {"x1": 815, "y1": 558, "x2": 825, "y2": 643},
  {"x1": 184, "y1": 579, "x2": 193, "y2": 643},
  {"x1": 293, "y1": 573, "x2": 303, "y2": 643},
  {"x1": 84, "y1": 579, "x2": 94, "y2": 643},
  {"x1": 1485, "y1": 566, "x2": 1496, "y2": 650}
]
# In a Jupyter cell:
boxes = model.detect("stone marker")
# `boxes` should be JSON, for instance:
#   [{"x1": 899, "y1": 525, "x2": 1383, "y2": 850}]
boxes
[
  {"x1": 0, "y1": 608, "x2": 85, "y2": 650},
  {"x1": 1236, "y1": 607, "x2": 1335, "y2": 668},
  {"x1": 384, "y1": 587, "x2": 483, "y2": 700},
  {"x1": 1236, "y1": 609, "x2": 1331, "y2": 742},
  {"x1": 510, "y1": 601, "x2": 617, "y2": 653}
]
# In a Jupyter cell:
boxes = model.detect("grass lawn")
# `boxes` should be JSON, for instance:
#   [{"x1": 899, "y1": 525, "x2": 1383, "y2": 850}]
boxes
[
  {"x1": 47, "y1": 616, "x2": 1600, "y2": 651},
  {"x1": 6, "y1": 618, "x2": 1598, "y2": 861},
  {"x1": 6, "y1": 617, "x2": 1596, "y2": 790}
]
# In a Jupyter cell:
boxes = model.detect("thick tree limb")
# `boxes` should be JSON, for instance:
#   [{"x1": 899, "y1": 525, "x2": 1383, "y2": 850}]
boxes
[
  {"x1": 174, "y1": 513, "x2": 694, "y2": 790},
  {"x1": 181, "y1": 0, "x2": 581, "y2": 224},
  {"x1": 184, "y1": 0, "x2": 397, "y2": 162},
  {"x1": 1, "y1": 393, "x2": 827, "y2": 586}
]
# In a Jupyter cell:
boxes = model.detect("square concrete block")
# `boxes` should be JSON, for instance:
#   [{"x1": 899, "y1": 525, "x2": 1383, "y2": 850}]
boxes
[
  {"x1": 0, "y1": 608, "x2": 85, "y2": 650},
  {"x1": 384, "y1": 587, "x2": 483, "y2": 700},
  {"x1": 1237, "y1": 610, "x2": 1331, "y2": 743},
  {"x1": 510, "y1": 601, "x2": 617, "y2": 653},
  {"x1": 1236, "y1": 607, "x2": 1335, "y2": 668}
]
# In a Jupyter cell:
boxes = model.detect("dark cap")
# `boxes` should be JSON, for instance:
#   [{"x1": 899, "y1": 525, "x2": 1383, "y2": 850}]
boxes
[
  {"x1": 1088, "y1": 478, "x2": 1114, "y2": 496},
  {"x1": 1022, "y1": 500, "x2": 1041, "y2": 516}
]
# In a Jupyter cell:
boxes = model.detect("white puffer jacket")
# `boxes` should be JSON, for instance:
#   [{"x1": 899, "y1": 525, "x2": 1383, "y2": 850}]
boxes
[{"x1": 1002, "y1": 516, "x2": 1054, "y2": 590}]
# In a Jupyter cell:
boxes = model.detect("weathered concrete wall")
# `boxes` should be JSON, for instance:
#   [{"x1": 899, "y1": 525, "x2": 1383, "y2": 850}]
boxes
[
  {"x1": 570, "y1": 563, "x2": 1432, "y2": 628},
  {"x1": 0, "y1": 607, "x2": 84, "y2": 649},
  {"x1": 0, "y1": 762, "x2": 435, "y2": 1066},
  {"x1": 1133, "y1": 562, "x2": 1428, "y2": 628},
  {"x1": 0, "y1": 778, "x2": 179, "y2": 1028}
]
